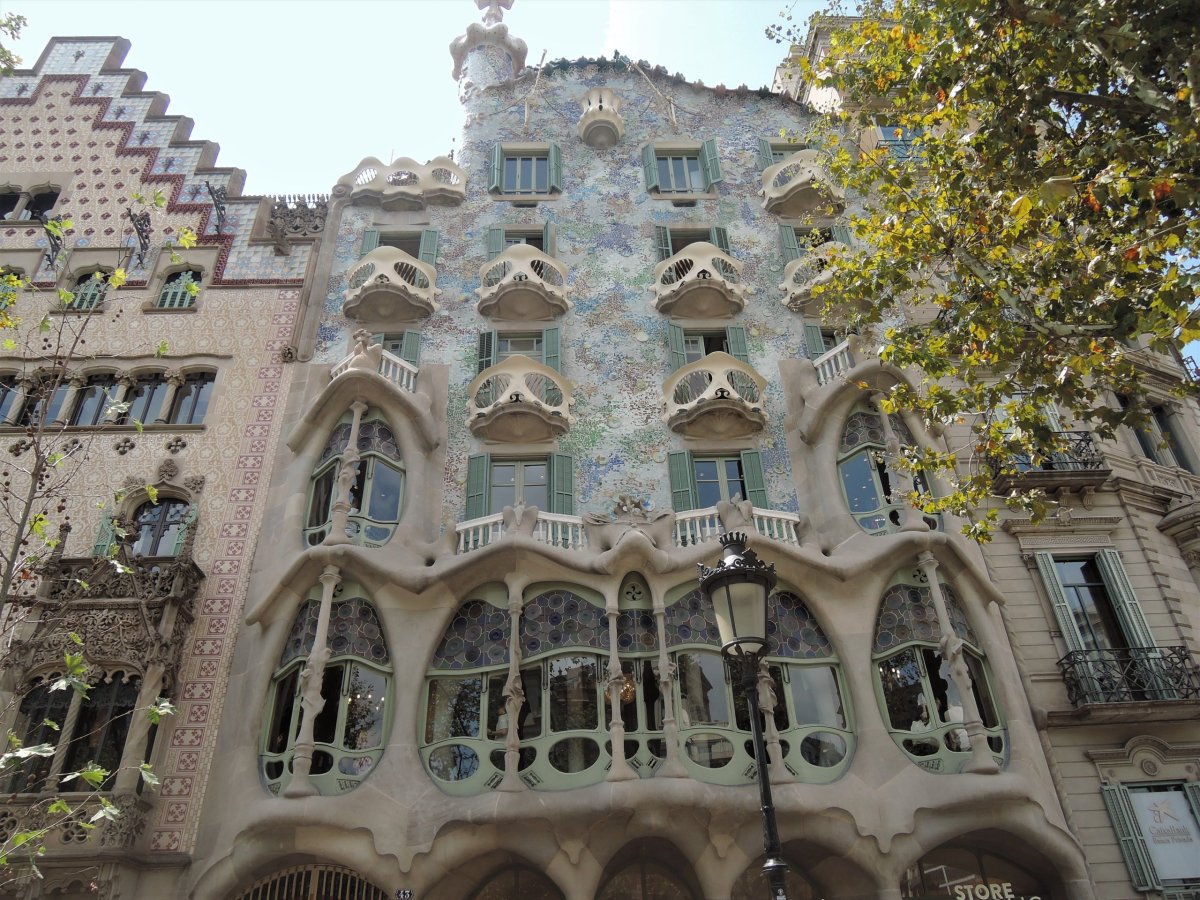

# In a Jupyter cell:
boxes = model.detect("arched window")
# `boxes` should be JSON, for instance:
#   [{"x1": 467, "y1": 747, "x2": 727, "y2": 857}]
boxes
[
  {"x1": 68, "y1": 270, "x2": 111, "y2": 310},
  {"x1": 168, "y1": 371, "x2": 215, "y2": 424},
  {"x1": 261, "y1": 591, "x2": 391, "y2": 795},
  {"x1": 874, "y1": 576, "x2": 1004, "y2": 772},
  {"x1": 667, "y1": 585, "x2": 853, "y2": 785},
  {"x1": 131, "y1": 499, "x2": 195, "y2": 557},
  {"x1": 156, "y1": 269, "x2": 202, "y2": 309},
  {"x1": 421, "y1": 586, "x2": 610, "y2": 795},
  {"x1": 838, "y1": 402, "x2": 938, "y2": 534},
  {"x1": 470, "y1": 867, "x2": 563, "y2": 900},
  {"x1": 902, "y1": 845, "x2": 1050, "y2": 898},
  {"x1": 69, "y1": 374, "x2": 120, "y2": 426},
  {"x1": 731, "y1": 859, "x2": 818, "y2": 900},
  {"x1": 6, "y1": 672, "x2": 140, "y2": 793},
  {"x1": 597, "y1": 859, "x2": 696, "y2": 900},
  {"x1": 234, "y1": 865, "x2": 390, "y2": 900},
  {"x1": 305, "y1": 415, "x2": 404, "y2": 547}
]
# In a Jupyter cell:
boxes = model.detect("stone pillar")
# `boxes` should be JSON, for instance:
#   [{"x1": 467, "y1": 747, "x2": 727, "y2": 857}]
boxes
[
  {"x1": 916, "y1": 551, "x2": 998, "y2": 774},
  {"x1": 154, "y1": 370, "x2": 186, "y2": 425},
  {"x1": 106, "y1": 374, "x2": 137, "y2": 424},
  {"x1": 324, "y1": 400, "x2": 367, "y2": 546},
  {"x1": 653, "y1": 591, "x2": 687, "y2": 778},
  {"x1": 47, "y1": 689, "x2": 85, "y2": 791},
  {"x1": 873, "y1": 394, "x2": 927, "y2": 533},
  {"x1": 112, "y1": 665, "x2": 165, "y2": 794},
  {"x1": 497, "y1": 580, "x2": 526, "y2": 792},
  {"x1": 758, "y1": 661, "x2": 793, "y2": 784},
  {"x1": 55, "y1": 374, "x2": 87, "y2": 425},
  {"x1": 605, "y1": 590, "x2": 636, "y2": 782},
  {"x1": 284, "y1": 564, "x2": 341, "y2": 797}
]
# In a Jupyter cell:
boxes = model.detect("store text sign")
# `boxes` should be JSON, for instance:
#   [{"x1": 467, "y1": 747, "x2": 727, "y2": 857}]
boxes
[{"x1": 951, "y1": 886, "x2": 1040, "y2": 900}]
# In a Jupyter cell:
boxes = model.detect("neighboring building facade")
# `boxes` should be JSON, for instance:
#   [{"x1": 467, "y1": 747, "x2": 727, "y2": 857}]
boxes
[{"x1": 2, "y1": 6, "x2": 1199, "y2": 900}]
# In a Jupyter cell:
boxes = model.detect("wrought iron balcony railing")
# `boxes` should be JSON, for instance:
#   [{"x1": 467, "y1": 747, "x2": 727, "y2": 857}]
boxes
[
  {"x1": 1058, "y1": 646, "x2": 1200, "y2": 706},
  {"x1": 990, "y1": 431, "x2": 1106, "y2": 475}
]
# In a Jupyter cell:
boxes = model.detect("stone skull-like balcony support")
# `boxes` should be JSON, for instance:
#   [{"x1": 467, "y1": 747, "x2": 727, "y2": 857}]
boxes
[
  {"x1": 760, "y1": 150, "x2": 845, "y2": 217},
  {"x1": 476, "y1": 244, "x2": 570, "y2": 321},
  {"x1": 467, "y1": 355, "x2": 574, "y2": 443},
  {"x1": 663, "y1": 351, "x2": 767, "y2": 439},
  {"x1": 337, "y1": 156, "x2": 466, "y2": 209},
  {"x1": 344, "y1": 246, "x2": 441, "y2": 322},
  {"x1": 780, "y1": 241, "x2": 845, "y2": 314},
  {"x1": 652, "y1": 242, "x2": 746, "y2": 319},
  {"x1": 578, "y1": 87, "x2": 625, "y2": 149}
]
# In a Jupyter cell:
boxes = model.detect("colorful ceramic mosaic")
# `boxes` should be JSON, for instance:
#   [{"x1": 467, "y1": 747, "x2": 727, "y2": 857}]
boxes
[
  {"x1": 663, "y1": 589, "x2": 721, "y2": 648},
  {"x1": 318, "y1": 419, "x2": 402, "y2": 465},
  {"x1": 520, "y1": 589, "x2": 608, "y2": 656},
  {"x1": 840, "y1": 408, "x2": 916, "y2": 454},
  {"x1": 431, "y1": 599, "x2": 511, "y2": 670},
  {"x1": 766, "y1": 591, "x2": 833, "y2": 659},
  {"x1": 873, "y1": 582, "x2": 979, "y2": 654},
  {"x1": 615, "y1": 608, "x2": 658, "y2": 653},
  {"x1": 278, "y1": 598, "x2": 390, "y2": 667}
]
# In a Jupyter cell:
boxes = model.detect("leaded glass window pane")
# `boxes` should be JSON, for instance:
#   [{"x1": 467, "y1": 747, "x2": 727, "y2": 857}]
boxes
[
  {"x1": 789, "y1": 665, "x2": 845, "y2": 729},
  {"x1": 841, "y1": 450, "x2": 881, "y2": 514},
  {"x1": 425, "y1": 676, "x2": 483, "y2": 742},
  {"x1": 548, "y1": 655, "x2": 599, "y2": 732},
  {"x1": 677, "y1": 651, "x2": 729, "y2": 727}
]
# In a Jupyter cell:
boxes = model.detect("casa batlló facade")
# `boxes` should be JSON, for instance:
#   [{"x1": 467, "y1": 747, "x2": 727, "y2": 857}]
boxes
[{"x1": 1, "y1": 4, "x2": 1199, "y2": 899}]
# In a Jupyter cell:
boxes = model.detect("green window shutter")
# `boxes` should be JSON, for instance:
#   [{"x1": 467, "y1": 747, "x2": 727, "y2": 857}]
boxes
[
  {"x1": 477, "y1": 331, "x2": 497, "y2": 374},
  {"x1": 399, "y1": 330, "x2": 422, "y2": 366},
  {"x1": 1094, "y1": 549, "x2": 1157, "y2": 649},
  {"x1": 549, "y1": 453, "x2": 575, "y2": 515},
  {"x1": 91, "y1": 513, "x2": 116, "y2": 557},
  {"x1": 489, "y1": 144, "x2": 504, "y2": 194},
  {"x1": 655, "y1": 226, "x2": 674, "y2": 262},
  {"x1": 486, "y1": 226, "x2": 506, "y2": 260},
  {"x1": 359, "y1": 228, "x2": 380, "y2": 257},
  {"x1": 1185, "y1": 782, "x2": 1200, "y2": 824},
  {"x1": 830, "y1": 225, "x2": 853, "y2": 246},
  {"x1": 668, "y1": 450, "x2": 696, "y2": 512},
  {"x1": 641, "y1": 144, "x2": 660, "y2": 192},
  {"x1": 466, "y1": 454, "x2": 491, "y2": 520},
  {"x1": 1101, "y1": 785, "x2": 1161, "y2": 892},
  {"x1": 171, "y1": 505, "x2": 199, "y2": 556},
  {"x1": 543, "y1": 221, "x2": 557, "y2": 258},
  {"x1": 779, "y1": 224, "x2": 803, "y2": 262},
  {"x1": 667, "y1": 323, "x2": 687, "y2": 372},
  {"x1": 541, "y1": 327, "x2": 561, "y2": 373},
  {"x1": 548, "y1": 143, "x2": 563, "y2": 193},
  {"x1": 1034, "y1": 552, "x2": 1087, "y2": 653},
  {"x1": 709, "y1": 226, "x2": 731, "y2": 255},
  {"x1": 418, "y1": 229, "x2": 439, "y2": 265},
  {"x1": 699, "y1": 139, "x2": 723, "y2": 189},
  {"x1": 740, "y1": 451, "x2": 768, "y2": 507},
  {"x1": 369, "y1": 332, "x2": 385, "y2": 345},
  {"x1": 803, "y1": 324, "x2": 827, "y2": 359},
  {"x1": 757, "y1": 138, "x2": 775, "y2": 170},
  {"x1": 725, "y1": 326, "x2": 749, "y2": 363}
]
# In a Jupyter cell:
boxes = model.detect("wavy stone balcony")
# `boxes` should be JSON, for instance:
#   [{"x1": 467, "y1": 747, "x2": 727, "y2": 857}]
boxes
[
  {"x1": 760, "y1": 150, "x2": 845, "y2": 217},
  {"x1": 663, "y1": 351, "x2": 766, "y2": 439},
  {"x1": 780, "y1": 241, "x2": 845, "y2": 313},
  {"x1": 344, "y1": 246, "x2": 441, "y2": 322},
  {"x1": 578, "y1": 87, "x2": 624, "y2": 148},
  {"x1": 337, "y1": 156, "x2": 466, "y2": 209},
  {"x1": 476, "y1": 244, "x2": 570, "y2": 321},
  {"x1": 813, "y1": 337, "x2": 856, "y2": 386},
  {"x1": 467, "y1": 355, "x2": 573, "y2": 443},
  {"x1": 652, "y1": 242, "x2": 746, "y2": 319}
]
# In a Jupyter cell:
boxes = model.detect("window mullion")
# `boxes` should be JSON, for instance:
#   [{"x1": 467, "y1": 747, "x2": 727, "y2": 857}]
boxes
[{"x1": 48, "y1": 689, "x2": 85, "y2": 788}]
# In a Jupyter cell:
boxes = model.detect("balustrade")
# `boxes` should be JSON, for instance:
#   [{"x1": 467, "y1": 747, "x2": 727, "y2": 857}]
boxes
[
  {"x1": 476, "y1": 244, "x2": 569, "y2": 320},
  {"x1": 338, "y1": 155, "x2": 466, "y2": 208},
  {"x1": 344, "y1": 246, "x2": 440, "y2": 322},
  {"x1": 664, "y1": 351, "x2": 766, "y2": 439},
  {"x1": 652, "y1": 242, "x2": 746, "y2": 319}
]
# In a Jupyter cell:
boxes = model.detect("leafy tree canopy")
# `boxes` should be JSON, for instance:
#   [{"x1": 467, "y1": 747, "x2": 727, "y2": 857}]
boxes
[{"x1": 770, "y1": 0, "x2": 1200, "y2": 538}]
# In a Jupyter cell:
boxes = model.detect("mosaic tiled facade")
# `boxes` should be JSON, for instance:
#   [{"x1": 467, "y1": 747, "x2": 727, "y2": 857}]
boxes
[{"x1": 5, "y1": 6, "x2": 1200, "y2": 900}]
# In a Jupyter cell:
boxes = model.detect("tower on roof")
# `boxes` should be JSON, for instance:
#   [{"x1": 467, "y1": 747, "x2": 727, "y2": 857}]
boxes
[{"x1": 450, "y1": 0, "x2": 528, "y2": 98}]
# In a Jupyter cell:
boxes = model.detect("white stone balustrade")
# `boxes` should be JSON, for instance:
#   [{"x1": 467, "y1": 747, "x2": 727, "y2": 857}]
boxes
[
  {"x1": 331, "y1": 345, "x2": 419, "y2": 394},
  {"x1": 454, "y1": 506, "x2": 802, "y2": 555},
  {"x1": 663, "y1": 351, "x2": 767, "y2": 439},
  {"x1": 476, "y1": 243, "x2": 570, "y2": 320},
  {"x1": 467, "y1": 355, "x2": 573, "y2": 442},
  {"x1": 652, "y1": 242, "x2": 746, "y2": 319},
  {"x1": 578, "y1": 87, "x2": 624, "y2": 148},
  {"x1": 337, "y1": 156, "x2": 466, "y2": 208},
  {"x1": 344, "y1": 246, "x2": 441, "y2": 322},
  {"x1": 814, "y1": 337, "x2": 856, "y2": 385},
  {"x1": 760, "y1": 149, "x2": 845, "y2": 217},
  {"x1": 779, "y1": 241, "x2": 845, "y2": 313}
]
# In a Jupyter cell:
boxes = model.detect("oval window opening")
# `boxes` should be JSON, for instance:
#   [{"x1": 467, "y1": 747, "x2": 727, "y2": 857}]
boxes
[
  {"x1": 685, "y1": 734, "x2": 734, "y2": 768},
  {"x1": 428, "y1": 744, "x2": 480, "y2": 781},
  {"x1": 548, "y1": 738, "x2": 600, "y2": 773}
]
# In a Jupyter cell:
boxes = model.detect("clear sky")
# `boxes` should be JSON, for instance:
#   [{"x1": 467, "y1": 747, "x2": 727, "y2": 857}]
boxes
[{"x1": 11, "y1": 0, "x2": 821, "y2": 197}]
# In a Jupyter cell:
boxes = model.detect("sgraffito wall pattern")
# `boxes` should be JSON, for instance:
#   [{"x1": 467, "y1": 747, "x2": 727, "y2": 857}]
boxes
[{"x1": 315, "y1": 62, "x2": 827, "y2": 525}]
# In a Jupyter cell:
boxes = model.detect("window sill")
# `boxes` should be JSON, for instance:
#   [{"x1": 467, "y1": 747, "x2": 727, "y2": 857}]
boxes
[
  {"x1": 142, "y1": 304, "x2": 199, "y2": 314},
  {"x1": 489, "y1": 191, "x2": 561, "y2": 205},
  {"x1": 649, "y1": 191, "x2": 716, "y2": 205},
  {"x1": 50, "y1": 304, "x2": 109, "y2": 315},
  {"x1": 0, "y1": 422, "x2": 208, "y2": 433}
]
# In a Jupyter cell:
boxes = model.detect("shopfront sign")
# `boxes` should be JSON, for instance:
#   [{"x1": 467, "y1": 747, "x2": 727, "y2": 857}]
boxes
[{"x1": 1129, "y1": 788, "x2": 1200, "y2": 882}]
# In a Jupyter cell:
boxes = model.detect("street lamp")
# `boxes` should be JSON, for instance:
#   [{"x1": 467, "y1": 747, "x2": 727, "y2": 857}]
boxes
[{"x1": 698, "y1": 531, "x2": 790, "y2": 900}]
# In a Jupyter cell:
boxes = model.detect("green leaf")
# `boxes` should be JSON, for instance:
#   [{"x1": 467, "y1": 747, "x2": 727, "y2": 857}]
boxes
[
  {"x1": 139, "y1": 762, "x2": 160, "y2": 788},
  {"x1": 147, "y1": 697, "x2": 177, "y2": 725}
]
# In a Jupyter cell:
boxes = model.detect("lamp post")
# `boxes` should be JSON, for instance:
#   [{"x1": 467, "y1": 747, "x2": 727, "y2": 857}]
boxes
[{"x1": 698, "y1": 532, "x2": 789, "y2": 900}]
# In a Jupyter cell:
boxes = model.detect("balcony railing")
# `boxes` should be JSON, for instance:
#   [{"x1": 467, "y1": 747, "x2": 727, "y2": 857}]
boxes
[
  {"x1": 331, "y1": 345, "x2": 418, "y2": 394},
  {"x1": 476, "y1": 244, "x2": 569, "y2": 320},
  {"x1": 338, "y1": 155, "x2": 466, "y2": 208},
  {"x1": 990, "y1": 431, "x2": 1110, "y2": 495},
  {"x1": 344, "y1": 246, "x2": 440, "y2": 322},
  {"x1": 467, "y1": 355, "x2": 573, "y2": 442},
  {"x1": 663, "y1": 351, "x2": 767, "y2": 439},
  {"x1": 760, "y1": 149, "x2": 845, "y2": 217},
  {"x1": 780, "y1": 242, "x2": 844, "y2": 313},
  {"x1": 454, "y1": 505, "x2": 803, "y2": 555},
  {"x1": 1059, "y1": 646, "x2": 1200, "y2": 706},
  {"x1": 652, "y1": 242, "x2": 746, "y2": 319},
  {"x1": 813, "y1": 338, "x2": 855, "y2": 385}
]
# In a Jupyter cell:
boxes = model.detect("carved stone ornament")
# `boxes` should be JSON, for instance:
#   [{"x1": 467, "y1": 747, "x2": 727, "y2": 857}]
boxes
[
  {"x1": 279, "y1": 345, "x2": 298, "y2": 363},
  {"x1": 122, "y1": 474, "x2": 143, "y2": 493},
  {"x1": 99, "y1": 794, "x2": 147, "y2": 849},
  {"x1": 157, "y1": 458, "x2": 180, "y2": 482},
  {"x1": 267, "y1": 194, "x2": 329, "y2": 255},
  {"x1": 183, "y1": 475, "x2": 206, "y2": 494}
]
